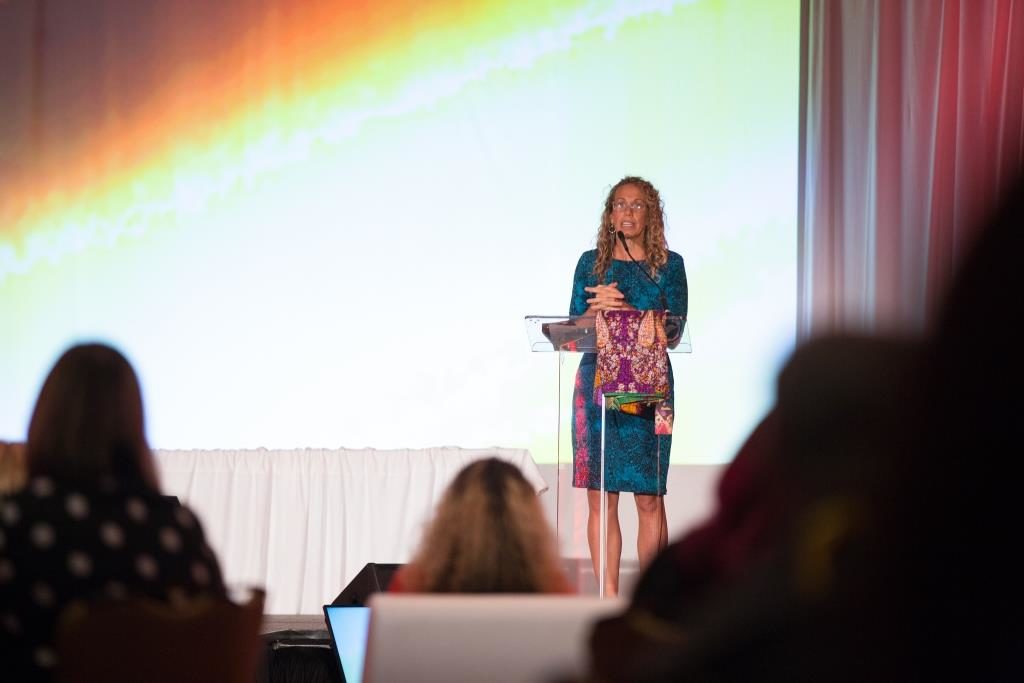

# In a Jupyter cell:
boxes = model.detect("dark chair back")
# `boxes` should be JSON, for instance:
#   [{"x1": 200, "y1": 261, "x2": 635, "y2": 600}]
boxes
[{"x1": 55, "y1": 589, "x2": 265, "y2": 683}]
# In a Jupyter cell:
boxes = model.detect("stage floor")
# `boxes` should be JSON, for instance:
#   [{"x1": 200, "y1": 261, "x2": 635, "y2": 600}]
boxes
[
  {"x1": 261, "y1": 614, "x2": 326, "y2": 633},
  {"x1": 260, "y1": 557, "x2": 641, "y2": 626}
]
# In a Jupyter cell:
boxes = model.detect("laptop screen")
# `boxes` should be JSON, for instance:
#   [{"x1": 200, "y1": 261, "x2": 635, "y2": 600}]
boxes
[{"x1": 323, "y1": 605, "x2": 371, "y2": 683}]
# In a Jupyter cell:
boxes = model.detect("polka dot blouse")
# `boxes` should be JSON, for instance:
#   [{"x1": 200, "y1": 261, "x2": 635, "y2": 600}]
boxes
[{"x1": 0, "y1": 476, "x2": 227, "y2": 682}]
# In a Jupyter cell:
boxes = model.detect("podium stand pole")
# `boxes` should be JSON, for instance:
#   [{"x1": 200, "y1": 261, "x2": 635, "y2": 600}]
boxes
[
  {"x1": 599, "y1": 391, "x2": 607, "y2": 598},
  {"x1": 556, "y1": 349, "x2": 564, "y2": 547}
]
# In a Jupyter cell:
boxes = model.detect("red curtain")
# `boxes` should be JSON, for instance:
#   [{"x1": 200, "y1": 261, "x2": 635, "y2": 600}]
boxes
[{"x1": 799, "y1": 0, "x2": 1024, "y2": 337}]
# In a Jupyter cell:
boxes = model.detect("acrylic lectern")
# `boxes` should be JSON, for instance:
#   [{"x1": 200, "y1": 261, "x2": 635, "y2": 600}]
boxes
[{"x1": 524, "y1": 313, "x2": 690, "y2": 597}]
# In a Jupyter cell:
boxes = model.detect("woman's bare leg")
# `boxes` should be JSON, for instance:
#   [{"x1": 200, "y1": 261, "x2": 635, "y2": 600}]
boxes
[
  {"x1": 659, "y1": 496, "x2": 669, "y2": 551},
  {"x1": 587, "y1": 489, "x2": 621, "y2": 596},
  {"x1": 635, "y1": 493, "x2": 665, "y2": 570}
]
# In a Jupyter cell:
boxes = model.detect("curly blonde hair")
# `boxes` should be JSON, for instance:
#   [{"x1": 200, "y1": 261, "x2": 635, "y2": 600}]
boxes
[
  {"x1": 404, "y1": 458, "x2": 567, "y2": 593},
  {"x1": 593, "y1": 175, "x2": 669, "y2": 281}
]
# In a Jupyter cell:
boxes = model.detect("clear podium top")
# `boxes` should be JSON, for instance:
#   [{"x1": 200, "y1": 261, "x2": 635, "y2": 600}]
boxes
[{"x1": 524, "y1": 315, "x2": 691, "y2": 353}]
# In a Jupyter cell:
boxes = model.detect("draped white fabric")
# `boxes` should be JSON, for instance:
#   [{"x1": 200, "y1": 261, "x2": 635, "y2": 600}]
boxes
[{"x1": 154, "y1": 447, "x2": 546, "y2": 614}]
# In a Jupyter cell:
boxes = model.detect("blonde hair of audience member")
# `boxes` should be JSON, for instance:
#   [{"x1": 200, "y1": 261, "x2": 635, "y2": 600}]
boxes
[
  {"x1": 26, "y1": 343, "x2": 160, "y2": 489},
  {"x1": 402, "y1": 458, "x2": 568, "y2": 593}
]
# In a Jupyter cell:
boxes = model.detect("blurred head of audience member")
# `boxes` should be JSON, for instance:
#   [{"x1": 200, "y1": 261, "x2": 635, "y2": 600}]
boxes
[
  {"x1": 391, "y1": 457, "x2": 570, "y2": 594},
  {"x1": 25, "y1": 343, "x2": 158, "y2": 489},
  {"x1": 1, "y1": 342, "x2": 227, "y2": 683}
]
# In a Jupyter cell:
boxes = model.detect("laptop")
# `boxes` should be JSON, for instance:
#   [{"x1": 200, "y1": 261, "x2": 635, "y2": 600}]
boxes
[
  {"x1": 323, "y1": 604, "x2": 372, "y2": 683},
  {"x1": 363, "y1": 594, "x2": 625, "y2": 682}
]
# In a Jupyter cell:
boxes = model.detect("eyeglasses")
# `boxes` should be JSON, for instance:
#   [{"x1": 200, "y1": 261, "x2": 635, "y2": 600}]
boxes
[{"x1": 612, "y1": 200, "x2": 646, "y2": 213}]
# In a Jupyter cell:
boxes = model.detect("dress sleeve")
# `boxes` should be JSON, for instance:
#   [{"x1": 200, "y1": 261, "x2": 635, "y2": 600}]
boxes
[
  {"x1": 663, "y1": 252, "x2": 688, "y2": 318},
  {"x1": 569, "y1": 252, "x2": 592, "y2": 316}
]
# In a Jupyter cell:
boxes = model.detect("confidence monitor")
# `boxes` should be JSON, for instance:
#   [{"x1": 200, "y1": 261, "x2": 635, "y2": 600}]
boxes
[
  {"x1": 331, "y1": 563, "x2": 402, "y2": 606},
  {"x1": 323, "y1": 605, "x2": 371, "y2": 683}
]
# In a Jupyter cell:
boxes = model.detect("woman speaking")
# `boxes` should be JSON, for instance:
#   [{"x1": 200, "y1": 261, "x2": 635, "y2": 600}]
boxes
[{"x1": 568, "y1": 176, "x2": 688, "y2": 596}]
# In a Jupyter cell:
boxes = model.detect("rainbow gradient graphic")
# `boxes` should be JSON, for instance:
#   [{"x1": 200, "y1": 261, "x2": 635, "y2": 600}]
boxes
[{"x1": 1, "y1": 0, "x2": 799, "y2": 464}]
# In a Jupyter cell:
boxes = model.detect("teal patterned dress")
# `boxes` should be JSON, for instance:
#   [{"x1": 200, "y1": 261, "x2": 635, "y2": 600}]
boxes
[{"x1": 570, "y1": 249, "x2": 688, "y2": 494}]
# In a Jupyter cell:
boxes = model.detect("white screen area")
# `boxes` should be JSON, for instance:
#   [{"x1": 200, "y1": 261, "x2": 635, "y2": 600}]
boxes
[{"x1": 0, "y1": 1, "x2": 798, "y2": 464}]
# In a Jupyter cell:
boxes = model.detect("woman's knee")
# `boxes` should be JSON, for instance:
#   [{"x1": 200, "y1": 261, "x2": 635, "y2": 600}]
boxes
[
  {"x1": 588, "y1": 489, "x2": 619, "y2": 513},
  {"x1": 634, "y1": 494, "x2": 662, "y2": 515}
]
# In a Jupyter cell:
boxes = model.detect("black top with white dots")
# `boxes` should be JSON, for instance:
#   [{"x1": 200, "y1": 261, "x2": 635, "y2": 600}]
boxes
[{"x1": 0, "y1": 475, "x2": 226, "y2": 682}]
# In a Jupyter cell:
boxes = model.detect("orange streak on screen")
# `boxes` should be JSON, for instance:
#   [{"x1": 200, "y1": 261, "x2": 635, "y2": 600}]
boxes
[{"x1": 3, "y1": 0, "x2": 509, "y2": 239}]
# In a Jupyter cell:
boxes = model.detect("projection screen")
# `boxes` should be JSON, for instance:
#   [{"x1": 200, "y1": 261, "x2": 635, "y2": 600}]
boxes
[{"x1": 0, "y1": 0, "x2": 798, "y2": 465}]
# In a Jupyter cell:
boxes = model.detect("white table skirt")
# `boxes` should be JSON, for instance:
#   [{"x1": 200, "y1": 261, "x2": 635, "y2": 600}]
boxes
[{"x1": 155, "y1": 447, "x2": 546, "y2": 614}]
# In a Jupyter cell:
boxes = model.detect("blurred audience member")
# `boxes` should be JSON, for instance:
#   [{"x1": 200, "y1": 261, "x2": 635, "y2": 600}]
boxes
[
  {"x1": 390, "y1": 457, "x2": 570, "y2": 593},
  {"x1": 0, "y1": 343, "x2": 227, "y2": 682},
  {"x1": 590, "y1": 334, "x2": 925, "y2": 681},
  {"x1": 902, "y1": 169, "x2": 1022, "y2": 681}
]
